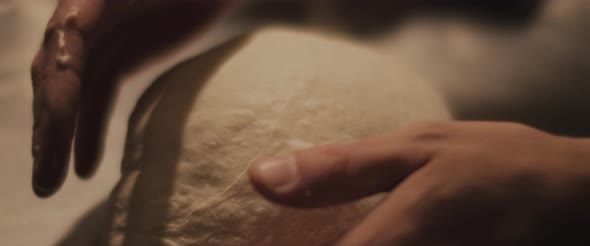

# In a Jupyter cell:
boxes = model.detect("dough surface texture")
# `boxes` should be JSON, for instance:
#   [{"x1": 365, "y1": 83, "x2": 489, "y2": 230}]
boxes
[{"x1": 101, "y1": 27, "x2": 450, "y2": 246}]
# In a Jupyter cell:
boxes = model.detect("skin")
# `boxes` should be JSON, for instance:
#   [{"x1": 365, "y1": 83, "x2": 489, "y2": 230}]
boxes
[
  {"x1": 249, "y1": 122, "x2": 590, "y2": 245},
  {"x1": 33, "y1": 0, "x2": 590, "y2": 244},
  {"x1": 31, "y1": 0, "x2": 235, "y2": 197}
]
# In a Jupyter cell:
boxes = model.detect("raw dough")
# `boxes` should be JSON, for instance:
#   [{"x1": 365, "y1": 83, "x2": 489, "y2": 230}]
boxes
[{"x1": 100, "y1": 27, "x2": 450, "y2": 246}]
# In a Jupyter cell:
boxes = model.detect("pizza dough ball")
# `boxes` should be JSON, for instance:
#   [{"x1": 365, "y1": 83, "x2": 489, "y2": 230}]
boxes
[{"x1": 100, "y1": 27, "x2": 450, "y2": 246}]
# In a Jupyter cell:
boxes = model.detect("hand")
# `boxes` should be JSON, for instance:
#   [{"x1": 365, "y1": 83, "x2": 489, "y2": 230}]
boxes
[
  {"x1": 31, "y1": 0, "x2": 235, "y2": 197},
  {"x1": 249, "y1": 121, "x2": 590, "y2": 245}
]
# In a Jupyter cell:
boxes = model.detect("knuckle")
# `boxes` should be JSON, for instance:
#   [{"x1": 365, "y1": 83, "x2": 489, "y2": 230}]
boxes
[
  {"x1": 44, "y1": 83, "x2": 80, "y2": 118},
  {"x1": 313, "y1": 144, "x2": 352, "y2": 175}
]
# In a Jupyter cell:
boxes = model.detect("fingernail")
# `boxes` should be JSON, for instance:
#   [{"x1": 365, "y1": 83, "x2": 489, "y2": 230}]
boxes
[
  {"x1": 32, "y1": 157, "x2": 61, "y2": 198},
  {"x1": 253, "y1": 154, "x2": 298, "y2": 192},
  {"x1": 32, "y1": 150, "x2": 68, "y2": 198},
  {"x1": 74, "y1": 147, "x2": 100, "y2": 179}
]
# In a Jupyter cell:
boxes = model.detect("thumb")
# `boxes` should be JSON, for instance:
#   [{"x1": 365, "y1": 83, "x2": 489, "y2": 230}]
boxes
[{"x1": 248, "y1": 130, "x2": 438, "y2": 208}]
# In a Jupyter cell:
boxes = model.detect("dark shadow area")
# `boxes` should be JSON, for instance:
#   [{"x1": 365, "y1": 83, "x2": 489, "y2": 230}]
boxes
[
  {"x1": 322, "y1": 0, "x2": 543, "y2": 37},
  {"x1": 106, "y1": 35, "x2": 249, "y2": 246},
  {"x1": 56, "y1": 199, "x2": 108, "y2": 246},
  {"x1": 232, "y1": 1, "x2": 543, "y2": 38},
  {"x1": 449, "y1": 71, "x2": 590, "y2": 137},
  {"x1": 406, "y1": 173, "x2": 590, "y2": 245},
  {"x1": 234, "y1": 1, "x2": 313, "y2": 24},
  {"x1": 435, "y1": 8, "x2": 590, "y2": 137}
]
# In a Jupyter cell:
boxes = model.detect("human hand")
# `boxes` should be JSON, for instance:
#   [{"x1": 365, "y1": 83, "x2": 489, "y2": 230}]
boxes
[
  {"x1": 249, "y1": 121, "x2": 590, "y2": 245},
  {"x1": 31, "y1": 0, "x2": 235, "y2": 197}
]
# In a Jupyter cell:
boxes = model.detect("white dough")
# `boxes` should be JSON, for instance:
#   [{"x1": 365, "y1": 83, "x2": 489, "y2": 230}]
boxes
[{"x1": 100, "y1": 27, "x2": 450, "y2": 246}]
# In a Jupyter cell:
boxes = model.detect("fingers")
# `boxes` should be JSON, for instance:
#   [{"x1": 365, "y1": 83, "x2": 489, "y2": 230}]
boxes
[
  {"x1": 334, "y1": 192, "x2": 420, "y2": 246},
  {"x1": 73, "y1": 69, "x2": 115, "y2": 178},
  {"x1": 72, "y1": 1, "x2": 233, "y2": 178},
  {"x1": 333, "y1": 174, "x2": 444, "y2": 246},
  {"x1": 31, "y1": 0, "x2": 104, "y2": 197},
  {"x1": 248, "y1": 124, "x2": 446, "y2": 207},
  {"x1": 31, "y1": 69, "x2": 80, "y2": 197},
  {"x1": 33, "y1": 0, "x2": 232, "y2": 196}
]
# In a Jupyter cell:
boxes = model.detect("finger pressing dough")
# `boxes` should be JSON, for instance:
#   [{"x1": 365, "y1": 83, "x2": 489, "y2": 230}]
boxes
[{"x1": 100, "y1": 27, "x2": 450, "y2": 246}]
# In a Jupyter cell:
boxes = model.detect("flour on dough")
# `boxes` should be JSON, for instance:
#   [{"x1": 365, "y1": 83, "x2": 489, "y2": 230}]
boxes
[{"x1": 100, "y1": 27, "x2": 450, "y2": 246}]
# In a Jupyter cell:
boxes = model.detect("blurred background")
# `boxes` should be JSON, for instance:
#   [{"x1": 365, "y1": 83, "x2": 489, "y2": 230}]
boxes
[{"x1": 1, "y1": 0, "x2": 589, "y2": 245}]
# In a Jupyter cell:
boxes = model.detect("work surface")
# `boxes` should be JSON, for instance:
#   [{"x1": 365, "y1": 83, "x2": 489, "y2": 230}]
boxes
[{"x1": 1, "y1": 1, "x2": 589, "y2": 245}]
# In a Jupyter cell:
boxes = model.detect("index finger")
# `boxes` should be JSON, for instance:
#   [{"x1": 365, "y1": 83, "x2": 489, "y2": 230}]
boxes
[{"x1": 248, "y1": 127, "x2": 441, "y2": 208}]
